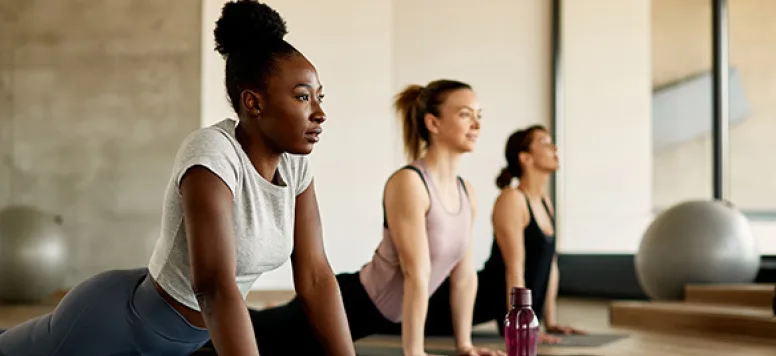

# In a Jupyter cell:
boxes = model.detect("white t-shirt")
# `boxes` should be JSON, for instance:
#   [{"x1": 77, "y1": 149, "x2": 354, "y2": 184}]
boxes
[{"x1": 148, "y1": 118, "x2": 312, "y2": 311}]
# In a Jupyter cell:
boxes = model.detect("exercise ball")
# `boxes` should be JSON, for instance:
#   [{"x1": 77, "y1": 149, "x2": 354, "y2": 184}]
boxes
[
  {"x1": 0, "y1": 205, "x2": 68, "y2": 303},
  {"x1": 635, "y1": 200, "x2": 760, "y2": 300}
]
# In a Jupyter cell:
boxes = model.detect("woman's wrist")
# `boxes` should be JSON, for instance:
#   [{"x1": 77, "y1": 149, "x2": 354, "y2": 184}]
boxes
[
  {"x1": 456, "y1": 342, "x2": 474, "y2": 353},
  {"x1": 404, "y1": 345, "x2": 426, "y2": 356}
]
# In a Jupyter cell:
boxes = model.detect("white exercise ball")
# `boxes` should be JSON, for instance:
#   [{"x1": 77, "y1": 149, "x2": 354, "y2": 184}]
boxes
[
  {"x1": 0, "y1": 205, "x2": 69, "y2": 303},
  {"x1": 635, "y1": 200, "x2": 760, "y2": 300}
]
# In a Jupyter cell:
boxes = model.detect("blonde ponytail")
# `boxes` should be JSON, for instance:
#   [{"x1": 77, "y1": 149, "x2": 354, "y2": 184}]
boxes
[{"x1": 393, "y1": 84, "x2": 427, "y2": 162}]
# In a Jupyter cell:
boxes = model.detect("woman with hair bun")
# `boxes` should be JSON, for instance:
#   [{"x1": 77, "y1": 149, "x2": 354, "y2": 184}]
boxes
[
  {"x1": 481, "y1": 126, "x2": 585, "y2": 342},
  {"x1": 0, "y1": 1, "x2": 355, "y2": 355},
  {"x1": 484, "y1": 126, "x2": 586, "y2": 342}
]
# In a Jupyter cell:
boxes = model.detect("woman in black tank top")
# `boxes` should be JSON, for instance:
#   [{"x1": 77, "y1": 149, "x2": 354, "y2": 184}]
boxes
[{"x1": 482, "y1": 125, "x2": 585, "y2": 341}]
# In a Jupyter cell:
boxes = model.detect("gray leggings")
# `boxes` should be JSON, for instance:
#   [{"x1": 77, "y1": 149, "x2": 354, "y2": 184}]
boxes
[{"x1": 0, "y1": 268, "x2": 210, "y2": 356}]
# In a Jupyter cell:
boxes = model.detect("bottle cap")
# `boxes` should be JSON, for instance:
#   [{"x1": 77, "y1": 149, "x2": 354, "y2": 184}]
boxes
[{"x1": 510, "y1": 287, "x2": 532, "y2": 307}]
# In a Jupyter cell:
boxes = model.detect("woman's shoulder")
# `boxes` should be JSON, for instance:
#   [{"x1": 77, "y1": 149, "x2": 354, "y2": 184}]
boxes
[
  {"x1": 278, "y1": 153, "x2": 313, "y2": 196},
  {"x1": 386, "y1": 164, "x2": 427, "y2": 192},
  {"x1": 178, "y1": 120, "x2": 241, "y2": 158},
  {"x1": 381, "y1": 164, "x2": 431, "y2": 211},
  {"x1": 171, "y1": 121, "x2": 244, "y2": 193},
  {"x1": 494, "y1": 187, "x2": 528, "y2": 211}
]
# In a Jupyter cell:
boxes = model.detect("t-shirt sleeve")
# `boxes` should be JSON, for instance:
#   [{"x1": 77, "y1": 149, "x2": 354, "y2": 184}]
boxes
[
  {"x1": 172, "y1": 128, "x2": 241, "y2": 196},
  {"x1": 292, "y1": 154, "x2": 313, "y2": 196}
]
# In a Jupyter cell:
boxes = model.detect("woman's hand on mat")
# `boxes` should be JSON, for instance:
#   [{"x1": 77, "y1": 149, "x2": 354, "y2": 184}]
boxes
[
  {"x1": 539, "y1": 332, "x2": 562, "y2": 344},
  {"x1": 455, "y1": 345, "x2": 507, "y2": 356},
  {"x1": 546, "y1": 323, "x2": 587, "y2": 335}
]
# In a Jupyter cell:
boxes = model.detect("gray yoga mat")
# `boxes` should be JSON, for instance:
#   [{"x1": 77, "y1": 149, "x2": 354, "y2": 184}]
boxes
[
  {"x1": 192, "y1": 345, "x2": 458, "y2": 356},
  {"x1": 356, "y1": 345, "x2": 600, "y2": 356},
  {"x1": 193, "y1": 344, "x2": 609, "y2": 356},
  {"x1": 356, "y1": 345, "x2": 455, "y2": 356},
  {"x1": 465, "y1": 331, "x2": 628, "y2": 347},
  {"x1": 190, "y1": 332, "x2": 626, "y2": 355}
]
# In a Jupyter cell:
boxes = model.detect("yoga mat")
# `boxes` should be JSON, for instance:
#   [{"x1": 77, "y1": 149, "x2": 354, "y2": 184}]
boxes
[
  {"x1": 356, "y1": 345, "x2": 455, "y2": 356},
  {"x1": 468, "y1": 331, "x2": 628, "y2": 347},
  {"x1": 356, "y1": 345, "x2": 599, "y2": 356},
  {"x1": 190, "y1": 344, "x2": 605, "y2": 356},
  {"x1": 193, "y1": 345, "x2": 459, "y2": 356},
  {"x1": 190, "y1": 334, "x2": 624, "y2": 355}
]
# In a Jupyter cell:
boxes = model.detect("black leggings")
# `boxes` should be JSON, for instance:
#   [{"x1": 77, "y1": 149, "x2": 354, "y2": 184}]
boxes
[
  {"x1": 382, "y1": 269, "x2": 506, "y2": 337},
  {"x1": 240, "y1": 272, "x2": 395, "y2": 355},
  {"x1": 232, "y1": 270, "x2": 505, "y2": 355}
]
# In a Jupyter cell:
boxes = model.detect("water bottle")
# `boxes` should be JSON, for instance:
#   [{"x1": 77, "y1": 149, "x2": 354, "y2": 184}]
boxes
[{"x1": 504, "y1": 287, "x2": 539, "y2": 356}]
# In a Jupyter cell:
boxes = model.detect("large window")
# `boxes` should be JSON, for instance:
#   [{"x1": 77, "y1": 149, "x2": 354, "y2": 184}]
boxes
[
  {"x1": 650, "y1": 0, "x2": 714, "y2": 209},
  {"x1": 647, "y1": 0, "x2": 774, "y2": 217},
  {"x1": 729, "y1": 0, "x2": 776, "y2": 214}
]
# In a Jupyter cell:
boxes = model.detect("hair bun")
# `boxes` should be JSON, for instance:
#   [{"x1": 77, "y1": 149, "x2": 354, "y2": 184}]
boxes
[
  {"x1": 214, "y1": 0, "x2": 288, "y2": 57},
  {"x1": 495, "y1": 166, "x2": 513, "y2": 189}
]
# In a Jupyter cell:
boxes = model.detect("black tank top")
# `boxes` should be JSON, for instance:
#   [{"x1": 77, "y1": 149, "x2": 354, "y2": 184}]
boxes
[{"x1": 481, "y1": 190, "x2": 556, "y2": 321}]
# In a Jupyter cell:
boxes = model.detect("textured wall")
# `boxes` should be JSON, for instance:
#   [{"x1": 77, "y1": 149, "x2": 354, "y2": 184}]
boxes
[{"x1": 0, "y1": 1, "x2": 201, "y2": 288}]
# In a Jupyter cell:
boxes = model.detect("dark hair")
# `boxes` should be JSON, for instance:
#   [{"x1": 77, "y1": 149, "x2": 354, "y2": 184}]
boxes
[
  {"x1": 393, "y1": 80, "x2": 473, "y2": 162},
  {"x1": 495, "y1": 125, "x2": 547, "y2": 188},
  {"x1": 214, "y1": 0, "x2": 300, "y2": 114}
]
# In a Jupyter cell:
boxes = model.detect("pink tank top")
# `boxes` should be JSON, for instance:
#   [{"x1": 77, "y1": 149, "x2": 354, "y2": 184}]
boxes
[{"x1": 359, "y1": 160, "x2": 472, "y2": 322}]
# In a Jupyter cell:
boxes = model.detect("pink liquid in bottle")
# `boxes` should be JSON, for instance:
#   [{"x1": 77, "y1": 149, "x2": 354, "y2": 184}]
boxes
[{"x1": 503, "y1": 287, "x2": 539, "y2": 356}]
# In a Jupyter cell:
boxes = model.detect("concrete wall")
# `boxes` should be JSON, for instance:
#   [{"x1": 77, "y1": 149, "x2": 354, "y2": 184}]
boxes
[
  {"x1": 0, "y1": 0, "x2": 202, "y2": 287},
  {"x1": 201, "y1": 0, "x2": 552, "y2": 289},
  {"x1": 0, "y1": 5, "x2": 11, "y2": 211},
  {"x1": 652, "y1": 0, "x2": 776, "y2": 211}
]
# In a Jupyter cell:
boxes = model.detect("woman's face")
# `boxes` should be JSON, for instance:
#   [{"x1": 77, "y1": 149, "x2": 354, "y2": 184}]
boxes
[
  {"x1": 426, "y1": 88, "x2": 482, "y2": 154},
  {"x1": 524, "y1": 129, "x2": 559, "y2": 173},
  {"x1": 243, "y1": 54, "x2": 327, "y2": 155}
]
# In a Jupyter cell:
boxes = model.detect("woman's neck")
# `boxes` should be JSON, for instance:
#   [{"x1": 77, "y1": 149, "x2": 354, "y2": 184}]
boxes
[
  {"x1": 236, "y1": 122, "x2": 282, "y2": 184},
  {"x1": 518, "y1": 170, "x2": 550, "y2": 199},
  {"x1": 421, "y1": 144, "x2": 462, "y2": 187}
]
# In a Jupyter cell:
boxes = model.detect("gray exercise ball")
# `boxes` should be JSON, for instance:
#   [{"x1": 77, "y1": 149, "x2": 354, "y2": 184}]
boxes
[
  {"x1": 635, "y1": 200, "x2": 760, "y2": 300},
  {"x1": 0, "y1": 205, "x2": 68, "y2": 303}
]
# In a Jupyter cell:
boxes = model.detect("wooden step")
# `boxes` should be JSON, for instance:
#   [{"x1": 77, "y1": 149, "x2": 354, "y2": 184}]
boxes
[
  {"x1": 685, "y1": 283, "x2": 774, "y2": 309},
  {"x1": 609, "y1": 301, "x2": 776, "y2": 339}
]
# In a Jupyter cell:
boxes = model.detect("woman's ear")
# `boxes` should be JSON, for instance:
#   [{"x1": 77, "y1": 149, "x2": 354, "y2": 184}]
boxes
[
  {"x1": 424, "y1": 112, "x2": 441, "y2": 135},
  {"x1": 241, "y1": 89, "x2": 264, "y2": 117},
  {"x1": 518, "y1": 151, "x2": 532, "y2": 167}
]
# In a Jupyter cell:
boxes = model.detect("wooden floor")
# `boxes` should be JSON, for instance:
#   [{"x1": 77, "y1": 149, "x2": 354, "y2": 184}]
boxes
[{"x1": 1, "y1": 292, "x2": 776, "y2": 355}]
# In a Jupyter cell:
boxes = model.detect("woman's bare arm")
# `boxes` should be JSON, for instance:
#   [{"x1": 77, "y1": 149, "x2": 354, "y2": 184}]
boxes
[
  {"x1": 384, "y1": 169, "x2": 432, "y2": 356},
  {"x1": 291, "y1": 180, "x2": 355, "y2": 355},
  {"x1": 181, "y1": 166, "x2": 258, "y2": 356},
  {"x1": 491, "y1": 189, "x2": 530, "y2": 311},
  {"x1": 448, "y1": 180, "x2": 478, "y2": 352},
  {"x1": 542, "y1": 256, "x2": 560, "y2": 327}
]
